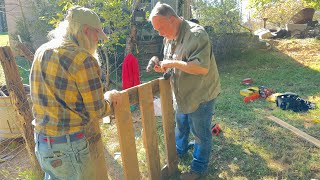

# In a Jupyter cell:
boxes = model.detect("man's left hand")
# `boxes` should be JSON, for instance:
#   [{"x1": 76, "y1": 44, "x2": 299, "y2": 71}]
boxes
[{"x1": 104, "y1": 90, "x2": 121, "y2": 105}]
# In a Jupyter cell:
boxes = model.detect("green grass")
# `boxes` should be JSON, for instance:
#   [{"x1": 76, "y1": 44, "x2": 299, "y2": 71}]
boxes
[
  {"x1": 0, "y1": 33, "x2": 9, "y2": 46},
  {"x1": 102, "y1": 47, "x2": 320, "y2": 179},
  {"x1": 0, "y1": 32, "x2": 9, "y2": 46},
  {"x1": 0, "y1": 33, "x2": 9, "y2": 85},
  {"x1": 209, "y1": 49, "x2": 320, "y2": 179},
  {"x1": 1, "y1": 39, "x2": 319, "y2": 179}
]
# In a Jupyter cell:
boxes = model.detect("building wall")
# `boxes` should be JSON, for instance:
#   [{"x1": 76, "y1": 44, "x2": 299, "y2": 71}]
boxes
[{"x1": 4, "y1": 0, "x2": 35, "y2": 55}]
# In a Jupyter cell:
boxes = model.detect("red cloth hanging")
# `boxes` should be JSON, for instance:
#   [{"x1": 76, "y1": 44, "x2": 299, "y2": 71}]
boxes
[{"x1": 122, "y1": 54, "x2": 141, "y2": 90}]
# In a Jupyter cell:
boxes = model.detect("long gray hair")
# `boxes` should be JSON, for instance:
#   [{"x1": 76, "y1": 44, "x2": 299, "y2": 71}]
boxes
[{"x1": 47, "y1": 7, "x2": 98, "y2": 58}]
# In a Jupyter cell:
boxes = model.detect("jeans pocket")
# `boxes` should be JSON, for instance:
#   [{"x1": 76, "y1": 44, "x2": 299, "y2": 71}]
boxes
[
  {"x1": 75, "y1": 138, "x2": 90, "y2": 164},
  {"x1": 41, "y1": 151, "x2": 76, "y2": 178}
]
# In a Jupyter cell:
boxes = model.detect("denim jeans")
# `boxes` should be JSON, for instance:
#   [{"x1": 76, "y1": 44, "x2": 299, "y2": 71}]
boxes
[
  {"x1": 175, "y1": 99, "x2": 216, "y2": 174},
  {"x1": 34, "y1": 131, "x2": 94, "y2": 180}
]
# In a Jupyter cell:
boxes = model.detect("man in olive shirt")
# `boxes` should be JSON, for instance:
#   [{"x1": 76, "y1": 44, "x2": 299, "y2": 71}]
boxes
[{"x1": 149, "y1": 2, "x2": 221, "y2": 179}]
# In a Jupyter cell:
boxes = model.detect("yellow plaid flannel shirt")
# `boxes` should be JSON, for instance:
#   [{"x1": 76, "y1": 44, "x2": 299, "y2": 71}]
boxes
[{"x1": 30, "y1": 39, "x2": 111, "y2": 136}]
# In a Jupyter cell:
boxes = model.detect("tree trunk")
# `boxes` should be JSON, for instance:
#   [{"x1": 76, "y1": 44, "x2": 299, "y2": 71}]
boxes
[
  {"x1": 125, "y1": 0, "x2": 141, "y2": 56},
  {"x1": 16, "y1": 42, "x2": 34, "y2": 62},
  {"x1": 0, "y1": 46, "x2": 43, "y2": 179}
]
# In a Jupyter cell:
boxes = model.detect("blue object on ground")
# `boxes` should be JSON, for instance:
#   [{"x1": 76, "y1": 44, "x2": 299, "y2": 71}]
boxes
[{"x1": 130, "y1": 105, "x2": 136, "y2": 112}]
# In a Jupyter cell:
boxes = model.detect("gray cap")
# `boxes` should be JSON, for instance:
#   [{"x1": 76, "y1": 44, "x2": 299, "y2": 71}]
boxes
[{"x1": 68, "y1": 6, "x2": 107, "y2": 40}]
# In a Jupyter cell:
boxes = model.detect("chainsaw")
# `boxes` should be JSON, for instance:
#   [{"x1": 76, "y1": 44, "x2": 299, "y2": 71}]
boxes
[{"x1": 242, "y1": 86, "x2": 273, "y2": 103}]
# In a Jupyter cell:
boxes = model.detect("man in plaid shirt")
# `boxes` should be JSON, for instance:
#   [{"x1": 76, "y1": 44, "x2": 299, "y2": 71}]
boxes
[{"x1": 30, "y1": 6, "x2": 120, "y2": 179}]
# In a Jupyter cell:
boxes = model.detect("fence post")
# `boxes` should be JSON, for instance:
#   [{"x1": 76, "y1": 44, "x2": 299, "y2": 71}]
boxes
[
  {"x1": 0, "y1": 46, "x2": 43, "y2": 179},
  {"x1": 138, "y1": 81, "x2": 161, "y2": 180},
  {"x1": 159, "y1": 78, "x2": 178, "y2": 178},
  {"x1": 114, "y1": 91, "x2": 140, "y2": 180}
]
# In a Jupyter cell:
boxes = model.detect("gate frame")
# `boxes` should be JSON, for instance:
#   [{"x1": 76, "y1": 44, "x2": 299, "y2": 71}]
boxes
[{"x1": 113, "y1": 78, "x2": 178, "y2": 180}]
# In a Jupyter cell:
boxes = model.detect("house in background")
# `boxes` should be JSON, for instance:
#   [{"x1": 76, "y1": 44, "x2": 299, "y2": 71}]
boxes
[
  {"x1": 4, "y1": 0, "x2": 192, "y2": 56},
  {"x1": 0, "y1": 0, "x2": 7, "y2": 33},
  {"x1": 4, "y1": 0, "x2": 37, "y2": 56}
]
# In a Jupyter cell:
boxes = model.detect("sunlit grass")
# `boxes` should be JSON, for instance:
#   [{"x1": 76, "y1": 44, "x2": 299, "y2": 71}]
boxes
[{"x1": 0, "y1": 32, "x2": 9, "y2": 46}]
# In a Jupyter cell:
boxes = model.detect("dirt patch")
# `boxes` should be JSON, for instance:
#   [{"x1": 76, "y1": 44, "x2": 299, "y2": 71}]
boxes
[
  {"x1": 0, "y1": 108, "x2": 143, "y2": 180},
  {"x1": 0, "y1": 138, "x2": 31, "y2": 180},
  {"x1": 269, "y1": 39, "x2": 320, "y2": 67}
]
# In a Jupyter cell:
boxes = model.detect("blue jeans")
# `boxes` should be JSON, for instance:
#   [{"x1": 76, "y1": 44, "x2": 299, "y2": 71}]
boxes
[
  {"x1": 34, "y1": 131, "x2": 93, "y2": 180},
  {"x1": 175, "y1": 99, "x2": 216, "y2": 174}
]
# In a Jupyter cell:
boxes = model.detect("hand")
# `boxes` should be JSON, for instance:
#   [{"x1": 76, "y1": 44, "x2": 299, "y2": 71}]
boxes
[
  {"x1": 146, "y1": 56, "x2": 160, "y2": 72},
  {"x1": 104, "y1": 90, "x2": 121, "y2": 105},
  {"x1": 153, "y1": 64, "x2": 165, "y2": 73},
  {"x1": 159, "y1": 60, "x2": 175, "y2": 72}
]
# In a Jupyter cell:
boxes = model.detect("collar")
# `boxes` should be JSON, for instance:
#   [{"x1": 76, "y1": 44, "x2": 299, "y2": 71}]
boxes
[{"x1": 175, "y1": 18, "x2": 187, "y2": 45}]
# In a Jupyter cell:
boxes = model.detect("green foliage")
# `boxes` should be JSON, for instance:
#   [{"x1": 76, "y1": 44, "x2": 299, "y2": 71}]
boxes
[
  {"x1": 193, "y1": 0, "x2": 241, "y2": 33},
  {"x1": 248, "y1": 0, "x2": 320, "y2": 10},
  {"x1": 40, "y1": 0, "x2": 131, "y2": 53},
  {"x1": 18, "y1": 170, "x2": 38, "y2": 180},
  {"x1": 247, "y1": 0, "x2": 320, "y2": 29},
  {"x1": 11, "y1": 18, "x2": 32, "y2": 44},
  {"x1": 16, "y1": 56, "x2": 32, "y2": 84},
  {"x1": 303, "y1": 0, "x2": 320, "y2": 9},
  {"x1": 248, "y1": 0, "x2": 305, "y2": 29}
]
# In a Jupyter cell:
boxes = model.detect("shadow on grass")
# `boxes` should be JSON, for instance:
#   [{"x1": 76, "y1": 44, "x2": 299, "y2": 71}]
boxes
[{"x1": 211, "y1": 47, "x2": 320, "y2": 179}]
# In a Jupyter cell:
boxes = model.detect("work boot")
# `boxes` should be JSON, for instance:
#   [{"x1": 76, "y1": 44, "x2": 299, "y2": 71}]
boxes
[
  {"x1": 177, "y1": 141, "x2": 195, "y2": 158},
  {"x1": 180, "y1": 171, "x2": 203, "y2": 180}
]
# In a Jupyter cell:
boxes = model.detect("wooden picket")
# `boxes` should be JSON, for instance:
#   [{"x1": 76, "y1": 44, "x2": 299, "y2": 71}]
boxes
[{"x1": 113, "y1": 78, "x2": 178, "y2": 180}]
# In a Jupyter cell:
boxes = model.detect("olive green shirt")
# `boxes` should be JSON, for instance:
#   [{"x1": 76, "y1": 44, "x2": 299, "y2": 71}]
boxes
[{"x1": 163, "y1": 19, "x2": 221, "y2": 113}]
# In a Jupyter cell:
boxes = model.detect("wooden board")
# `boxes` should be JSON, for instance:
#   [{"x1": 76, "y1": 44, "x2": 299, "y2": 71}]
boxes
[
  {"x1": 114, "y1": 92, "x2": 140, "y2": 180},
  {"x1": 0, "y1": 46, "x2": 43, "y2": 178},
  {"x1": 267, "y1": 116, "x2": 320, "y2": 148},
  {"x1": 138, "y1": 82, "x2": 161, "y2": 180},
  {"x1": 123, "y1": 78, "x2": 159, "y2": 105},
  {"x1": 159, "y1": 78, "x2": 178, "y2": 177},
  {"x1": 0, "y1": 97, "x2": 21, "y2": 138}
]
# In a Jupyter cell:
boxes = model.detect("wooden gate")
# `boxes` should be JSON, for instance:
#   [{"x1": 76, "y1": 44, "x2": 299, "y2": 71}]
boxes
[{"x1": 113, "y1": 78, "x2": 178, "y2": 180}]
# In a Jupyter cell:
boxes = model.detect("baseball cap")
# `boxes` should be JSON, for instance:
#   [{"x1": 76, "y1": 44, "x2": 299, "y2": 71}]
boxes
[{"x1": 68, "y1": 6, "x2": 108, "y2": 40}]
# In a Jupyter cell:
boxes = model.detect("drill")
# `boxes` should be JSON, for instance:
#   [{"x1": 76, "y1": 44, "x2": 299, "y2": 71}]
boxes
[{"x1": 146, "y1": 56, "x2": 172, "y2": 80}]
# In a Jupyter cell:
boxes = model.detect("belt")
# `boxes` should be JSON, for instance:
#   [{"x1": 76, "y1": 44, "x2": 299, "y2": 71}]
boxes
[{"x1": 36, "y1": 131, "x2": 85, "y2": 144}]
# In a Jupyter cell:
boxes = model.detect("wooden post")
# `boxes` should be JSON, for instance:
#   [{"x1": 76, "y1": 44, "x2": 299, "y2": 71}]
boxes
[
  {"x1": 113, "y1": 78, "x2": 178, "y2": 179},
  {"x1": 263, "y1": 18, "x2": 268, "y2": 28},
  {"x1": 138, "y1": 82, "x2": 161, "y2": 180},
  {"x1": 16, "y1": 42, "x2": 34, "y2": 62},
  {"x1": 159, "y1": 78, "x2": 178, "y2": 178},
  {"x1": 113, "y1": 91, "x2": 140, "y2": 180},
  {"x1": 0, "y1": 46, "x2": 43, "y2": 178}
]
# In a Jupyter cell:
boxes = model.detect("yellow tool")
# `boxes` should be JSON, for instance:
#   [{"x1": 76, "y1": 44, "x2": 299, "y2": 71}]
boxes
[
  {"x1": 240, "y1": 87, "x2": 259, "y2": 97},
  {"x1": 312, "y1": 119, "x2": 320, "y2": 123},
  {"x1": 266, "y1": 93, "x2": 283, "y2": 103}
]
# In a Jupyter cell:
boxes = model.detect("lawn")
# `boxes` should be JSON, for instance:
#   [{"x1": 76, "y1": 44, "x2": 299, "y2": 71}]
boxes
[
  {"x1": 0, "y1": 32, "x2": 9, "y2": 85},
  {"x1": 0, "y1": 32, "x2": 9, "y2": 46},
  {"x1": 102, "y1": 38, "x2": 320, "y2": 179},
  {"x1": 0, "y1": 38, "x2": 319, "y2": 179}
]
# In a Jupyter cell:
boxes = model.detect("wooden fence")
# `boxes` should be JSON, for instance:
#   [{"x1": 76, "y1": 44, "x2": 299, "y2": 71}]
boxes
[
  {"x1": 113, "y1": 78, "x2": 178, "y2": 180},
  {"x1": 0, "y1": 46, "x2": 178, "y2": 179}
]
